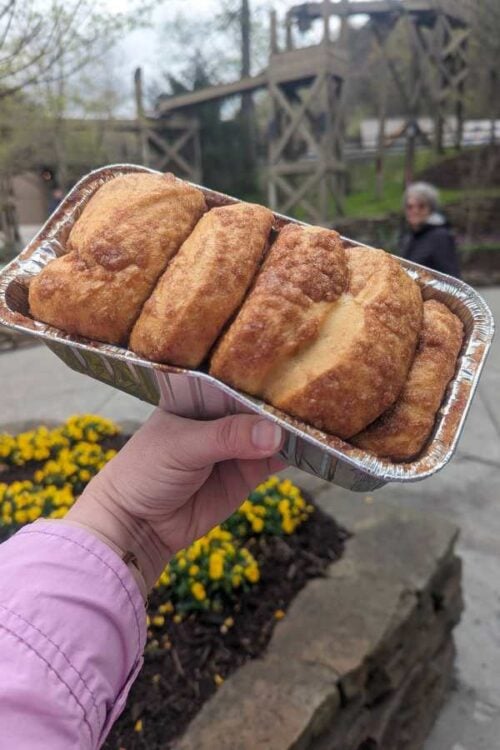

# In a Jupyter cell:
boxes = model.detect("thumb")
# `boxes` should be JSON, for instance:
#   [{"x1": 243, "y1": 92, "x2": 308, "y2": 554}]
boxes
[{"x1": 175, "y1": 413, "x2": 284, "y2": 469}]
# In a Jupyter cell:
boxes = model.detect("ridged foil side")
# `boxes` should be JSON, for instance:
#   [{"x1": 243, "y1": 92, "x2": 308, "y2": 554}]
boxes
[{"x1": 0, "y1": 164, "x2": 494, "y2": 492}]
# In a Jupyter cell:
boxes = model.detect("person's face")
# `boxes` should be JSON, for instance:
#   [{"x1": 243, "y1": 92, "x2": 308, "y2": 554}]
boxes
[{"x1": 405, "y1": 196, "x2": 430, "y2": 229}]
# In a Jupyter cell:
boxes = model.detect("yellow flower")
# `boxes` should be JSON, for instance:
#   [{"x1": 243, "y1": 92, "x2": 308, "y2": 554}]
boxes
[
  {"x1": 152, "y1": 615, "x2": 165, "y2": 627},
  {"x1": 279, "y1": 479, "x2": 293, "y2": 494},
  {"x1": 188, "y1": 564, "x2": 200, "y2": 576},
  {"x1": 159, "y1": 602, "x2": 174, "y2": 614},
  {"x1": 278, "y1": 499, "x2": 290, "y2": 515},
  {"x1": 209, "y1": 553, "x2": 224, "y2": 580},
  {"x1": 231, "y1": 574, "x2": 242, "y2": 588},
  {"x1": 158, "y1": 569, "x2": 171, "y2": 587},
  {"x1": 14, "y1": 510, "x2": 28, "y2": 524},
  {"x1": 274, "y1": 609, "x2": 286, "y2": 620},
  {"x1": 213, "y1": 673, "x2": 224, "y2": 686},
  {"x1": 28, "y1": 507, "x2": 41, "y2": 522},
  {"x1": 251, "y1": 518, "x2": 264, "y2": 533},
  {"x1": 282, "y1": 517, "x2": 295, "y2": 534},
  {"x1": 134, "y1": 719, "x2": 143, "y2": 732},
  {"x1": 191, "y1": 582, "x2": 207, "y2": 601},
  {"x1": 244, "y1": 565, "x2": 260, "y2": 584}
]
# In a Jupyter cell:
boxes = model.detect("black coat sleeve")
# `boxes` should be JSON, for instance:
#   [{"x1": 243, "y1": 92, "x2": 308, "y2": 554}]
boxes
[{"x1": 431, "y1": 230, "x2": 461, "y2": 278}]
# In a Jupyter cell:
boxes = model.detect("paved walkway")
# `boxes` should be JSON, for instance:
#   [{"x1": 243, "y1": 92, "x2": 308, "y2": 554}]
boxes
[{"x1": 0, "y1": 288, "x2": 498, "y2": 750}]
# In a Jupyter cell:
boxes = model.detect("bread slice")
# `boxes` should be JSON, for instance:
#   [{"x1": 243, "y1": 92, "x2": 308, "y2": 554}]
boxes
[
  {"x1": 211, "y1": 229, "x2": 423, "y2": 439},
  {"x1": 29, "y1": 173, "x2": 206, "y2": 345},
  {"x1": 352, "y1": 299, "x2": 463, "y2": 460},
  {"x1": 210, "y1": 223, "x2": 349, "y2": 392},
  {"x1": 130, "y1": 202, "x2": 274, "y2": 367}
]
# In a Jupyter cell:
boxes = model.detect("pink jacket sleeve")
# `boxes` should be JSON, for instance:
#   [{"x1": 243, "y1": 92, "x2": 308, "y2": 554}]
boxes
[{"x1": 0, "y1": 519, "x2": 147, "y2": 749}]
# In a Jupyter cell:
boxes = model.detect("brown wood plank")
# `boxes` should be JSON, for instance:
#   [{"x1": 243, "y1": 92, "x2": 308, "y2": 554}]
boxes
[{"x1": 157, "y1": 72, "x2": 268, "y2": 115}]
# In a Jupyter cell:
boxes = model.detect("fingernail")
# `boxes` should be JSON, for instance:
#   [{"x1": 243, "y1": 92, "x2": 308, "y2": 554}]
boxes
[{"x1": 251, "y1": 420, "x2": 283, "y2": 452}]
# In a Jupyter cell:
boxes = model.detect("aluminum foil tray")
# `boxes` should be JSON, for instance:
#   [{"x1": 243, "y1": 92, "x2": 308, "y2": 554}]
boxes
[{"x1": 0, "y1": 164, "x2": 494, "y2": 492}]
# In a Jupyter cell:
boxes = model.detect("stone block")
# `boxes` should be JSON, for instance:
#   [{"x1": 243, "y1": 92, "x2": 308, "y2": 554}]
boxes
[{"x1": 173, "y1": 657, "x2": 340, "y2": 750}]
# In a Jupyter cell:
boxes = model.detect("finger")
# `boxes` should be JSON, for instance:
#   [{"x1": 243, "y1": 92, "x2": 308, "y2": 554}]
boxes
[{"x1": 170, "y1": 413, "x2": 284, "y2": 470}]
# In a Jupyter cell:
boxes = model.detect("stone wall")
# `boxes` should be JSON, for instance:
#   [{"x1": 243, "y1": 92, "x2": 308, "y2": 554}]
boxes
[{"x1": 175, "y1": 477, "x2": 463, "y2": 750}]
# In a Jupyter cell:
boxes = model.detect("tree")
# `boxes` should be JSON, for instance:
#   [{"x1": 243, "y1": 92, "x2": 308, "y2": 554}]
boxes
[
  {"x1": 154, "y1": 0, "x2": 268, "y2": 199},
  {"x1": 0, "y1": 0, "x2": 158, "y2": 249},
  {"x1": 0, "y1": 1, "x2": 156, "y2": 101}
]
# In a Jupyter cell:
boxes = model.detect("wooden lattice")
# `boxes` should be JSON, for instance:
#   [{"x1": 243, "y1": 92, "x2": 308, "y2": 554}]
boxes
[
  {"x1": 134, "y1": 69, "x2": 202, "y2": 183},
  {"x1": 268, "y1": 61, "x2": 346, "y2": 223}
]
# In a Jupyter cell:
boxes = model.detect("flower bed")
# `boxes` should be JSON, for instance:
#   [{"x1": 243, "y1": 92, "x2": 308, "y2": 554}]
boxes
[{"x1": 0, "y1": 416, "x2": 347, "y2": 749}]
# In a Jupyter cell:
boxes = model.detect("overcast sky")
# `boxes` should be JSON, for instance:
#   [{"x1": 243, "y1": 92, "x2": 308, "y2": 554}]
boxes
[{"x1": 115, "y1": 0, "x2": 292, "y2": 86}]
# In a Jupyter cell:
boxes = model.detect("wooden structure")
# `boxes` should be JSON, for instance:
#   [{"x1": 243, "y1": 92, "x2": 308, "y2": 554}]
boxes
[
  {"x1": 136, "y1": 0, "x2": 469, "y2": 222},
  {"x1": 287, "y1": 1, "x2": 470, "y2": 181},
  {"x1": 267, "y1": 8, "x2": 347, "y2": 220},
  {"x1": 151, "y1": 2, "x2": 347, "y2": 224},
  {"x1": 134, "y1": 69, "x2": 202, "y2": 184}
]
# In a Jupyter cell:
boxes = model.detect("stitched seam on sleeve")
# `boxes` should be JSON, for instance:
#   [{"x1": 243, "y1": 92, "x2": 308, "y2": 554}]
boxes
[
  {"x1": 18, "y1": 527, "x2": 143, "y2": 656},
  {"x1": 0, "y1": 602, "x2": 102, "y2": 725},
  {"x1": 0, "y1": 622, "x2": 93, "y2": 748}
]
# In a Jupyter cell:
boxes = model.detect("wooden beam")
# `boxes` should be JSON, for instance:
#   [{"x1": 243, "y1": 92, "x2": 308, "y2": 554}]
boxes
[
  {"x1": 288, "y1": 1, "x2": 467, "y2": 25},
  {"x1": 157, "y1": 72, "x2": 268, "y2": 115},
  {"x1": 134, "y1": 67, "x2": 149, "y2": 166},
  {"x1": 270, "y1": 159, "x2": 346, "y2": 175},
  {"x1": 270, "y1": 9, "x2": 278, "y2": 55}
]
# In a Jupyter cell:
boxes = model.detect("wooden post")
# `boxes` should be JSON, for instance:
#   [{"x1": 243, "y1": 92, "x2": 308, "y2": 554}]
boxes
[
  {"x1": 338, "y1": 0, "x2": 350, "y2": 52},
  {"x1": 240, "y1": 0, "x2": 257, "y2": 191},
  {"x1": 489, "y1": 69, "x2": 498, "y2": 146},
  {"x1": 285, "y1": 14, "x2": 294, "y2": 50},
  {"x1": 454, "y1": 31, "x2": 468, "y2": 150},
  {"x1": 134, "y1": 67, "x2": 149, "y2": 166},
  {"x1": 241, "y1": 0, "x2": 251, "y2": 80},
  {"x1": 434, "y1": 11, "x2": 446, "y2": 154},
  {"x1": 404, "y1": 15, "x2": 420, "y2": 186},
  {"x1": 270, "y1": 10, "x2": 278, "y2": 55},
  {"x1": 375, "y1": 76, "x2": 387, "y2": 200},
  {"x1": 322, "y1": 0, "x2": 331, "y2": 44}
]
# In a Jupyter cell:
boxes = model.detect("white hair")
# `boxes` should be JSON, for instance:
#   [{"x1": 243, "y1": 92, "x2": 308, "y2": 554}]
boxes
[{"x1": 404, "y1": 182, "x2": 440, "y2": 211}]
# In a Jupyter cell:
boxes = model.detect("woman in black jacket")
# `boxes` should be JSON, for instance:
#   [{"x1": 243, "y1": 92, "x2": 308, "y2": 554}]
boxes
[{"x1": 399, "y1": 182, "x2": 461, "y2": 278}]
